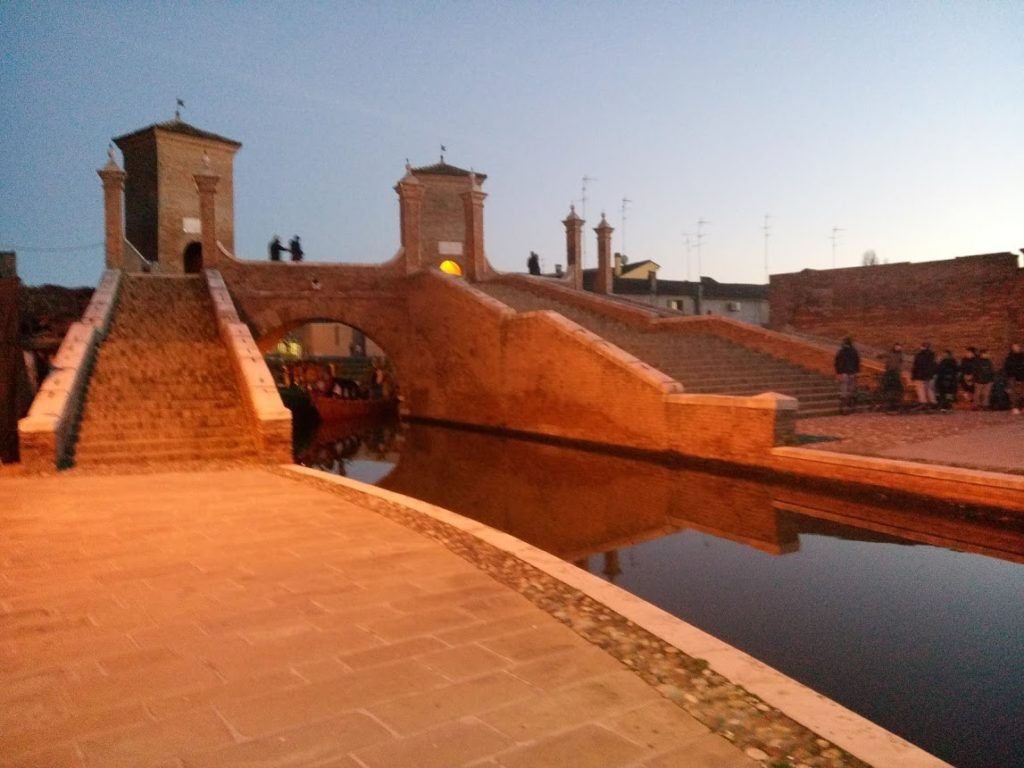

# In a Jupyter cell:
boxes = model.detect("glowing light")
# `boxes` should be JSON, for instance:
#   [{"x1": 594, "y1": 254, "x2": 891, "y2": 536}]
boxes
[{"x1": 439, "y1": 259, "x2": 463, "y2": 276}]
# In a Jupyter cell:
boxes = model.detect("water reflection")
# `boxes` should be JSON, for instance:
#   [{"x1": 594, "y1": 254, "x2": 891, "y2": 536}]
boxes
[
  {"x1": 294, "y1": 417, "x2": 402, "y2": 484},
  {"x1": 380, "y1": 422, "x2": 1024, "y2": 568}
]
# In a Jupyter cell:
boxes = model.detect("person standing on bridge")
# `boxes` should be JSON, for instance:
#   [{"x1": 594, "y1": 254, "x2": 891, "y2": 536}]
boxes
[
  {"x1": 269, "y1": 235, "x2": 286, "y2": 261},
  {"x1": 289, "y1": 235, "x2": 304, "y2": 262},
  {"x1": 834, "y1": 337, "x2": 860, "y2": 415}
]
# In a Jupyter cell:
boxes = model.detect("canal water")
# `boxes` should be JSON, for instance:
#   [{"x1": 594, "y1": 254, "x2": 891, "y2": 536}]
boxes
[{"x1": 295, "y1": 417, "x2": 1024, "y2": 768}]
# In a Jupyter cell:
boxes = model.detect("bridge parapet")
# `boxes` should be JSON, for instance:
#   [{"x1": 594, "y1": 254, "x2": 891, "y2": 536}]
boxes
[
  {"x1": 205, "y1": 270, "x2": 291, "y2": 463},
  {"x1": 408, "y1": 272, "x2": 797, "y2": 463},
  {"x1": 491, "y1": 273, "x2": 883, "y2": 380},
  {"x1": 18, "y1": 270, "x2": 121, "y2": 469}
]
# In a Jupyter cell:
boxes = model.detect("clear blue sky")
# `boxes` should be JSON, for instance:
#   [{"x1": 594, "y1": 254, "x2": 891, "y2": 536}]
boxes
[{"x1": 2, "y1": 1, "x2": 1022, "y2": 288}]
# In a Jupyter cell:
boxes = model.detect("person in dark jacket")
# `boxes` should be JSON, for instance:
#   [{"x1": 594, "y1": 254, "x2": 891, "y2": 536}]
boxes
[
  {"x1": 1004, "y1": 343, "x2": 1024, "y2": 414},
  {"x1": 881, "y1": 343, "x2": 904, "y2": 412},
  {"x1": 289, "y1": 235, "x2": 304, "y2": 262},
  {"x1": 935, "y1": 350, "x2": 959, "y2": 412},
  {"x1": 973, "y1": 349, "x2": 995, "y2": 410},
  {"x1": 268, "y1": 235, "x2": 286, "y2": 262},
  {"x1": 959, "y1": 346, "x2": 978, "y2": 404},
  {"x1": 911, "y1": 342, "x2": 937, "y2": 408},
  {"x1": 834, "y1": 337, "x2": 860, "y2": 414}
]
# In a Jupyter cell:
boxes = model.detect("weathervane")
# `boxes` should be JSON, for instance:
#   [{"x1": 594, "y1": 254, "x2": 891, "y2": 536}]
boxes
[
  {"x1": 175, "y1": 98, "x2": 185, "y2": 121},
  {"x1": 440, "y1": 144, "x2": 446, "y2": 163}
]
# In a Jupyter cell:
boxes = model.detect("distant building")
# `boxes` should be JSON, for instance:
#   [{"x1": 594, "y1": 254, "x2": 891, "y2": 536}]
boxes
[
  {"x1": 581, "y1": 260, "x2": 769, "y2": 326},
  {"x1": 282, "y1": 323, "x2": 384, "y2": 359}
]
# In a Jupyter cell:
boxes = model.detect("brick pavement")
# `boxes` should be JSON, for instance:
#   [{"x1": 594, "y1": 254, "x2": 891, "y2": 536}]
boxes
[
  {"x1": 797, "y1": 411, "x2": 1024, "y2": 474},
  {"x1": 0, "y1": 469, "x2": 757, "y2": 768}
]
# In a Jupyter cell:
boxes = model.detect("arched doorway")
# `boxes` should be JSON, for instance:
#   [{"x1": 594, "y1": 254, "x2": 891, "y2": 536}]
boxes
[
  {"x1": 183, "y1": 242, "x2": 203, "y2": 273},
  {"x1": 439, "y1": 259, "x2": 463, "y2": 276}
]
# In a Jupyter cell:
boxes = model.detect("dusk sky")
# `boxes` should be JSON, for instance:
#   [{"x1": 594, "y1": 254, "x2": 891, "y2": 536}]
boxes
[{"x1": 2, "y1": 1, "x2": 1022, "y2": 288}]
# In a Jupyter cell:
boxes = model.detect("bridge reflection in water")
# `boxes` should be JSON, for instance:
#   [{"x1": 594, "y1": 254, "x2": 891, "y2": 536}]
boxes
[{"x1": 295, "y1": 418, "x2": 1023, "y2": 768}]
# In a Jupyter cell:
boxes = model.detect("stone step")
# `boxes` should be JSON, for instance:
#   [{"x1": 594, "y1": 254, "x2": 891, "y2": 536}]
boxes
[
  {"x1": 77, "y1": 413, "x2": 246, "y2": 431},
  {"x1": 84, "y1": 383, "x2": 243, "y2": 398},
  {"x1": 73, "y1": 445, "x2": 260, "y2": 466},
  {"x1": 80, "y1": 405, "x2": 248, "y2": 421},
  {"x1": 75, "y1": 435, "x2": 257, "y2": 457}
]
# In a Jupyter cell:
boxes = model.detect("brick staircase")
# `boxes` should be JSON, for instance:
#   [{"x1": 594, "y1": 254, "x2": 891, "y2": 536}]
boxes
[
  {"x1": 477, "y1": 281, "x2": 841, "y2": 417},
  {"x1": 71, "y1": 275, "x2": 260, "y2": 468}
]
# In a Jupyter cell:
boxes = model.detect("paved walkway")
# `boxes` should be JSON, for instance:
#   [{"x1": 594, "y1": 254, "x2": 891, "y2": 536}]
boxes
[
  {"x1": 797, "y1": 411, "x2": 1024, "y2": 474},
  {"x1": 1, "y1": 469, "x2": 756, "y2": 768}
]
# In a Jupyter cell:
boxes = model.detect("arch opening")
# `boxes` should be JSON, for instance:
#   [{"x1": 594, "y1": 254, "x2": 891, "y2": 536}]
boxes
[
  {"x1": 183, "y1": 241, "x2": 203, "y2": 273},
  {"x1": 261, "y1": 318, "x2": 404, "y2": 481},
  {"x1": 439, "y1": 259, "x2": 463, "y2": 276}
]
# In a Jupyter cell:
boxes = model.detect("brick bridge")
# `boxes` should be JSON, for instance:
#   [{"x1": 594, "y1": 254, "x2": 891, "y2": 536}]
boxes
[{"x1": 21, "y1": 118, "x2": 875, "y2": 472}]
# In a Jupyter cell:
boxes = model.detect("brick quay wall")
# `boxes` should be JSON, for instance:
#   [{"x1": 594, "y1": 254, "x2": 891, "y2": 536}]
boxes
[{"x1": 769, "y1": 252, "x2": 1024, "y2": 356}]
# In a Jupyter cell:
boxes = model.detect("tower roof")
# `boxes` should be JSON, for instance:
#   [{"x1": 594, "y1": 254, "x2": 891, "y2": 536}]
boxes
[
  {"x1": 410, "y1": 160, "x2": 487, "y2": 181},
  {"x1": 113, "y1": 118, "x2": 242, "y2": 149}
]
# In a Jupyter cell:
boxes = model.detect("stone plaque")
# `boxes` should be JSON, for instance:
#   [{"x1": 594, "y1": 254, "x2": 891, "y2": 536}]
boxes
[
  {"x1": 438, "y1": 241, "x2": 463, "y2": 256},
  {"x1": 183, "y1": 217, "x2": 201, "y2": 234}
]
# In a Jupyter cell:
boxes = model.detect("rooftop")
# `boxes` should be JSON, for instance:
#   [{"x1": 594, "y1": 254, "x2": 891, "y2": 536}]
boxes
[{"x1": 113, "y1": 118, "x2": 242, "y2": 148}]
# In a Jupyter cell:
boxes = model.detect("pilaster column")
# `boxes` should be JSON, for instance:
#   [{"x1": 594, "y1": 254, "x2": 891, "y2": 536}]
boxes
[
  {"x1": 395, "y1": 167, "x2": 424, "y2": 274},
  {"x1": 562, "y1": 205, "x2": 584, "y2": 290},
  {"x1": 193, "y1": 154, "x2": 220, "y2": 266},
  {"x1": 461, "y1": 173, "x2": 487, "y2": 282},
  {"x1": 594, "y1": 213, "x2": 614, "y2": 295},
  {"x1": 97, "y1": 149, "x2": 126, "y2": 270}
]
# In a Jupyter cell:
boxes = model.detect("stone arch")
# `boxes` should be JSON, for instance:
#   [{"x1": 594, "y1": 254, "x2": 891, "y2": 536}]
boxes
[{"x1": 250, "y1": 307, "x2": 411, "y2": 399}]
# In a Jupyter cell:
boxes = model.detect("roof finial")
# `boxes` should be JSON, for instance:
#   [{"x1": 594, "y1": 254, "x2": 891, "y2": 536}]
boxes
[{"x1": 175, "y1": 97, "x2": 185, "y2": 121}]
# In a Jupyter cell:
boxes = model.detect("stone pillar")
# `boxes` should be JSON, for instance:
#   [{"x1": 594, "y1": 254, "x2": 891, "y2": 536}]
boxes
[
  {"x1": 461, "y1": 174, "x2": 487, "y2": 282},
  {"x1": 562, "y1": 205, "x2": 584, "y2": 290},
  {"x1": 97, "y1": 149, "x2": 126, "y2": 270},
  {"x1": 594, "y1": 213, "x2": 614, "y2": 295},
  {"x1": 395, "y1": 168, "x2": 424, "y2": 274},
  {"x1": 193, "y1": 153, "x2": 220, "y2": 267}
]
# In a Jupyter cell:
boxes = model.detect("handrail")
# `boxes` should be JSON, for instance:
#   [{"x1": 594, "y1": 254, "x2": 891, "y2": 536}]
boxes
[
  {"x1": 18, "y1": 270, "x2": 121, "y2": 469},
  {"x1": 123, "y1": 239, "x2": 157, "y2": 273},
  {"x1": 205, "y1": 269, "x2": 292, "y2": 462}
]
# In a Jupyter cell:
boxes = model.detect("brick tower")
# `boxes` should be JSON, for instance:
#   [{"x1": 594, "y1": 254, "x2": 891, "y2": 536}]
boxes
[
  {"x1": 113, "y1": 117, "x2": 241, "y2": 273},
  {"x1": 395, "y1": 159, "x2": 489, "y2": 280}
]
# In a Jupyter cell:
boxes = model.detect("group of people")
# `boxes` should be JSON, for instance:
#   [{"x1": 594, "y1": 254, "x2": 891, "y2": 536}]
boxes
[
  {"x1": 268, "y1": 235, "x2": 304, "y2": 262},
  {"x1": 835, "y1": 338, "x2": 1024, "y2": 414}
]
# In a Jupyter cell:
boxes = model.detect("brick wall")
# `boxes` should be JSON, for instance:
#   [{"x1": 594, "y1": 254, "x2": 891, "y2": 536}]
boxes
[
  {"x1": 769, "y1": 253, "x2": 1024, "y2": 358},
  {"x1": 1, "y1": 279, "x2": 20, "y2": 461},
  {"x1": 157, "y1": 133, "x2": 236, "y2": 271}
]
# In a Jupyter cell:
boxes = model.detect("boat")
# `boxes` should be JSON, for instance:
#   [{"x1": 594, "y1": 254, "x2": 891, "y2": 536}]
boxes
[{"x1": 309, "y1": 392, "x2": 398, "y2": 420}]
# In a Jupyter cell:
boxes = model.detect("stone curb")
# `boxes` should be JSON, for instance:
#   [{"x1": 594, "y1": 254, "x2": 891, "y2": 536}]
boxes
[{"x1": 281, "y1": 464, "x2": 951, "y2": 768}]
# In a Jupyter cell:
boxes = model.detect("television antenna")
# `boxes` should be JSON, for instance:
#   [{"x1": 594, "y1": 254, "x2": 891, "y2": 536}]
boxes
[
  {"x1": 682, "y1": 232, "x2": 695, "y2": 281},
  {"x1": 581, "y1": 175, "x2": 597, "y2": 264},
  {"x1": 830, "y1": 226, "x2": 845, "y2": 268},
  {"x1": 696, "y1": 218, "x2": 709, "y2": 280},
  {"x1": 620, "y1": 196, "x2": 632, "y2": 258}
]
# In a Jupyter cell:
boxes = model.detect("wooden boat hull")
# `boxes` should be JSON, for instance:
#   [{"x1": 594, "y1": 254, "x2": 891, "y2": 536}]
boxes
[{"x1": 310, "y1": 394, "x2": 397, "y2": 420}]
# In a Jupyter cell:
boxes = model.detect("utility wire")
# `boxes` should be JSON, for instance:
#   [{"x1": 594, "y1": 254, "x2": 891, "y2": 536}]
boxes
[{"x1": 0, "y1": 241, "x2": 104, "y2": 253}]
